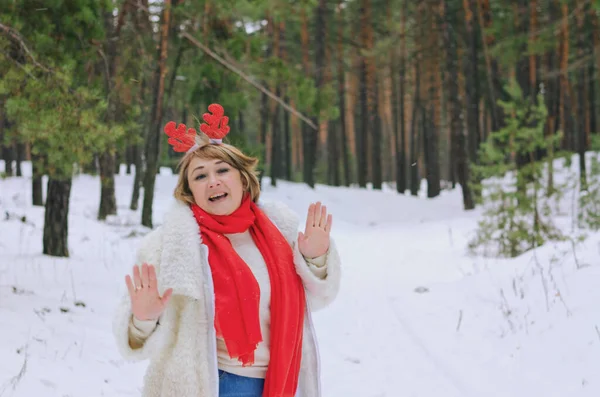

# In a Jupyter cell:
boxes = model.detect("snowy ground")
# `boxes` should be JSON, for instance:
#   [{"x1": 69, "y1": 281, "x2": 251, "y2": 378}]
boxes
[{"x1": 0, "y1": 158, "x2": 599, "y2": 397}]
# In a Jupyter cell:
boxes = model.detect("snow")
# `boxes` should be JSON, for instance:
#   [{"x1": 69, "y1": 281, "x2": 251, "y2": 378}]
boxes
[{"x1": 0, "y1": 157, "x2": 599, "y2": 397}]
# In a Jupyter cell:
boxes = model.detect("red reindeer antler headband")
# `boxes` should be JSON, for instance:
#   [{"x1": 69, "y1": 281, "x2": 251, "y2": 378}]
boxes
[{"x1": 164, "y1": 103, "x2": 231, "y2": 153}]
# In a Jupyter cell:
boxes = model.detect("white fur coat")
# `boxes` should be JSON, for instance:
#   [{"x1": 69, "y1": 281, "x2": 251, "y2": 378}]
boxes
[{"x1": 112, "y1": 199, "x2": 342, "y2": 397}]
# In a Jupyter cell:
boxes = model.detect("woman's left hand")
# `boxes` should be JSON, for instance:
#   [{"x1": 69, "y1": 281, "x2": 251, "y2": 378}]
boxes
[{"x1": 298, "y1": 201, "x2": 333, "y2": 259}]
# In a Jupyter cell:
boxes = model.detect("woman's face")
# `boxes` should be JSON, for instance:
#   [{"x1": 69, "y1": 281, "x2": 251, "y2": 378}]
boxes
[{"x1": 187, "y1": 156, "x2": 245, "y2": 215}]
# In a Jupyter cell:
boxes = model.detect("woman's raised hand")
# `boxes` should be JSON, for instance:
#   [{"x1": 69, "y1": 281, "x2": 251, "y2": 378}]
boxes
[
  {"x1": 298, "y1": 201, "x2": 333, "y2": 259},
  {"x1": 125, "y1": 263, "x2": 173, "y2": 321}
]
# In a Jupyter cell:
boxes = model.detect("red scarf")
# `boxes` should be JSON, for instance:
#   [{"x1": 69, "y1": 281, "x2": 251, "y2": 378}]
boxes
[{"x1": 191, "y1": 195, "x2": 306, "y2": 397}]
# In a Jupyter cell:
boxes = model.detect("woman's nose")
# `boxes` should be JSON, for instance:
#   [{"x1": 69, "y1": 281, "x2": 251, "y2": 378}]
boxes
[{"x1": 207, "y1": 173, "x2": 220, "y2": 188}]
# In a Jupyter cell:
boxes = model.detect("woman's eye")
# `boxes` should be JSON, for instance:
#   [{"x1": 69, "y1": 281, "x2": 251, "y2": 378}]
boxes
[
  {"x1": 195, "y1": 174, "x2": 206, "y2": 180},
  {"x1": 217, "y1": 168, "x2": 229, "y2": 174}
]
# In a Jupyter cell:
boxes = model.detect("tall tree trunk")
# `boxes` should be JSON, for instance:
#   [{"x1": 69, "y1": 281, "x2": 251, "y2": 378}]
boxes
[
  {"x1": 336, "y1": 3, "x2": 351, "y2": 186},
  {"x1": 409, "y1": 61, "x2": 421, "y2": 196},
  {"x1": 373, "y1": 80, "x2": 382, "y2": 189},
  {"x1": 126, "y1": 145, "x2": 133, "y2": 175},
  {"x1": 130, "y1": 142, "x2": 143, "y2": 210},
  {"x1": 270, "y1": 20, "x2": 281, "y2": 188},
  {"x1": 358, "y1": 58, "x2": 369, "y2": 188},
  {"x1": 0, "y1": 102, "x2": 13, "y2": 176},
  {"x1": 559, "y1": 2, "x2": 573, "y2": 151},
  {"x1": 15, "y1": 142, "x2": 23, "y2": 177},
  {"x1": 31, "y1": 153, "x2": 44, "y2": 206},
  {"x1": 545, "y1": 1, "x2": 560, "y2": 195},
  {"x1": 259, "y1": 88, "x2": 268, "y2": 187},
  {"x1": 259, "y1": 16, "x2": 273, "y2": 188},
  {"x1": 358, "y1": 0, "x2": 376, "y2": 188},
  {"x1": 328, "y1": 120, "x2": 341, "y2": 186},
  {"x1": 130, "y1": 75, "x2": 147, "y2": 211},
  {"x1": 43, "y1": 177, "x2": 72, "y2": 257},
  {"x1": 476, "y1": 0, "x2": 502, "y2": 132},
  {"x1": 463, "y1": 0, "x2": 481, "y2": 164},
  {"x1": 279, "y1": 22, "x2": 292, "y2": 181},
  {"x1": 283, "y1": 94, "x2": 292, "y2": 181},
  {"x1": 529, "y1": 0, "x2": 537, "y2": 100},
  {"x1": 304, "y1": 0, "x2": 327, "y2": 188},
  {"x1": 424, "y1": 94, "x2": 441, "y2": 197},
  {"x1": 270, "y1": 85, "x2": 282, "y2": 187},
  {"x1": 590, "y1": 6, "x2": 600, "y2": 141},
  {"x1": 142, "y1": 0, "x2": 172, "y2": 228},
  {"x1": 98, "y1": 1, "x2": 130, "y2": 220},
  {"x1": 443, "y1": 0, "x2": 475, "y2": 210},
  {"x1": 2, "y1": 141, "x2": 13, "y2": 176},
  {"x1": 98, "y1": 151, "x2": 117, "y2": 220},
  {"x1": 576, "y1": 0, "x2": 587, "y2": 189},
  {"x1": 424, "y1": 4, "x2": 441, "y2": 198},
  {"x1": 396, "y1": 0, "x2": 408, "y2": 193},
  {"x1": 299, "y1": 8, "x2": 311, "y2": 178}
]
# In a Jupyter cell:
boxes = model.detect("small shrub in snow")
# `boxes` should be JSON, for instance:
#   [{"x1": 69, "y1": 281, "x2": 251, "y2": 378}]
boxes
[
  {"x1": 470, "y1": 79, "x2": 565, "y2": 258},
  {"x1": 578, "y1": 152, "x2": 600, "y2": 231}
]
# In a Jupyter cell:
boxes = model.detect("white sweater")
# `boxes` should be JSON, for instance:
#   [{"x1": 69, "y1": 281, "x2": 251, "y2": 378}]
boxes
[{"x1": 129, "y1": 230, "x2": 327, "y2": 379}]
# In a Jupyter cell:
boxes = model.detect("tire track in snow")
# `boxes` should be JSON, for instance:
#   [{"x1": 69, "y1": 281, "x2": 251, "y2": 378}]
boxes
[{"x1": 388, "y1": 297, "x2": 477, "y2": 397}]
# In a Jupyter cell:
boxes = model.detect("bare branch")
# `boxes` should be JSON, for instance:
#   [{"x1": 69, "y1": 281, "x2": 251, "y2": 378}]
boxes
[
  {"x1": 0, "y1": 22, "x2": 52, "y2": 74},
  {"x1": 181, "y1": 32, "x2": 318, "y2": 131},
  {"x1": 0, "y1": 50, "x2": 37, "y2": 79}
]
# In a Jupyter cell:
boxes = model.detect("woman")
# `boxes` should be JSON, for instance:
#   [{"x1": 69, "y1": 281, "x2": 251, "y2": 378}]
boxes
[{"x1": 113, "y1": 103, "x2": 341, "y2": 397}]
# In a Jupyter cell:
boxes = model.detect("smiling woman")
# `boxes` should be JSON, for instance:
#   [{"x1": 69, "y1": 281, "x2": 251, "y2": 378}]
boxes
[
  {"x1": 112, "y1": 103, "x2": 342, "y2": 397},
  {"x1": 173, "y1": 143, "x2": 261, "y2": 216}
]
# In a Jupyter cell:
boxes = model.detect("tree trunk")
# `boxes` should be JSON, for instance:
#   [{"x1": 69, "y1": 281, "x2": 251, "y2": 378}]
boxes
[
  {"x1": 284, "y1": 94, "x2": 292, "y2": 181},
  {"x1": 590, "y1": 5, "x2": 600, "y2": 141},
  {"x1": 15, "y1": 142, "x2": 24, "y2": 177},
  {"x1": 280, "y1": 22, "x2": 292, "y2": 181},
  {"x1": 576, "y1": 1, "x2": 587, "y2": 189},
  {"x1": 372, "y1": 77, "x2": 382, "y2": 190},
  {"x1": 98, "y1": 151, "x2": 117, "y2": 220},
  {"x1": 358, "y1": 58, "x2": 369, "y2": 188},
  {"x1": 31, "y1": 153, "x2": 43, "y2": 206},
  {"x1": 463, "y1": 0, "x2": 481, "y2": 164},
  {"x1": 337, "y1": 3, "x2": 351, "y2": 186},
  {"x1": 299, "y1": 8, "x2": 311, "y2": 179},
  {"x1": 126, "y1": 145, "x2": 133, "y2": 175},
  {"x1": 425, "y1": 98, "x2": 441, "y2": 198},
  {"x1": 476, "y1": 0, "x2": 502, "y2": 132},
  {"x1": 559, "y1": 2, "x2": 573, "y2": 151},
  {"x1": 142, "y1": 0, "x2": 172, "y2": 228},
  {"x1": 443, "y1": 0, "x2": 475, "y2": 210},
  {"x1": 545, "y1": 1, "x2": 561, "y2": 195},
  {"x1": 43, "y1": 177, "x2": 72, "y2": 257},
  {"x1": 270, "y1": 86, "x2": 281, "y2": 187},
  {"x1": 0, "y1": 103, "x2": 12, "y2": 176},
  {"x1": 130, "y1": 143, "x2": 143, "y2": 210},
  {"x1": 409, "y1": 64, "x2": 421, "y2": 197},
  {"x1": 328, "y1": 120, "x2": 341, "y2": 186},
  {"x1": 396, "y1": 0, "x2": 408, "y2": 193},
  {"x1": 130, "y1": 75, "x2": 147, "y2": 211},
  {"x1": 259, "y1": 87, "x2": 268, "y2": 187},
  {"x1": 2, "y1": 144, "x2": 13, "y2": 176},
  {"x1": 258, "y1": 16, "x2": 273, "y2": 188},
  {"x1": 304, "y1": 0, "x2": 327, "y2": 188},
  {"x1": 98, "y1": 0, "x2": 129, "y2": 221}
]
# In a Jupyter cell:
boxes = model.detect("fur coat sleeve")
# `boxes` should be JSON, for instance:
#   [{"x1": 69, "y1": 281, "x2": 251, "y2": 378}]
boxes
[
  {"x1": 112, "y1": 228, "x2": 177, "y2": 362},
  {"x1": 260, "y1": 201, "x2": 342, "y2": 312}
]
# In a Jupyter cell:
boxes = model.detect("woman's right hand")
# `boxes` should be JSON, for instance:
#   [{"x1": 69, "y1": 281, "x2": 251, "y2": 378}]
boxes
[{"x1": 125, "y1": 263, "x2": 173, "y2": 321}]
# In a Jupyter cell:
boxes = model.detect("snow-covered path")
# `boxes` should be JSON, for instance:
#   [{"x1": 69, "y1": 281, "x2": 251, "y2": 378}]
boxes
[{"x1": 1, "y1": 162, "x2": 599, "y2": 397}]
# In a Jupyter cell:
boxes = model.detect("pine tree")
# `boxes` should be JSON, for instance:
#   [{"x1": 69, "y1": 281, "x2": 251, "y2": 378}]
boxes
[{"x1": 470, "y1": 79, "x2": 564, "y2": 258}]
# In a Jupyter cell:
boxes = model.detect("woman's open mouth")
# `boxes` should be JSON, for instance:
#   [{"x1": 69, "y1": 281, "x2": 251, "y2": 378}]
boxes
[{"x1": 208, "y1": 193, "x2": 228, "y2": 202}]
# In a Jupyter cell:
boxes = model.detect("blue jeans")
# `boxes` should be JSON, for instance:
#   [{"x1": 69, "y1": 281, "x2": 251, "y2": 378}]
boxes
[{"x1": 218, "y1": 370, "x2": 265, "y2": 397}]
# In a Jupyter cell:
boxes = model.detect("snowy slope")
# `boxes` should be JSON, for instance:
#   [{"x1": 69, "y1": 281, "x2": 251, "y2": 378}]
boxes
[{"x1": 0, "y1": 158, "x2": 599, "y2": 397}]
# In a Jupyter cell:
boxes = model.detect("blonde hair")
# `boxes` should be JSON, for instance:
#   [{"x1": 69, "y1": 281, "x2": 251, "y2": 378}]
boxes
[{"x1": 173, "y1": 142, "x2": 261, "y2": 206}]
